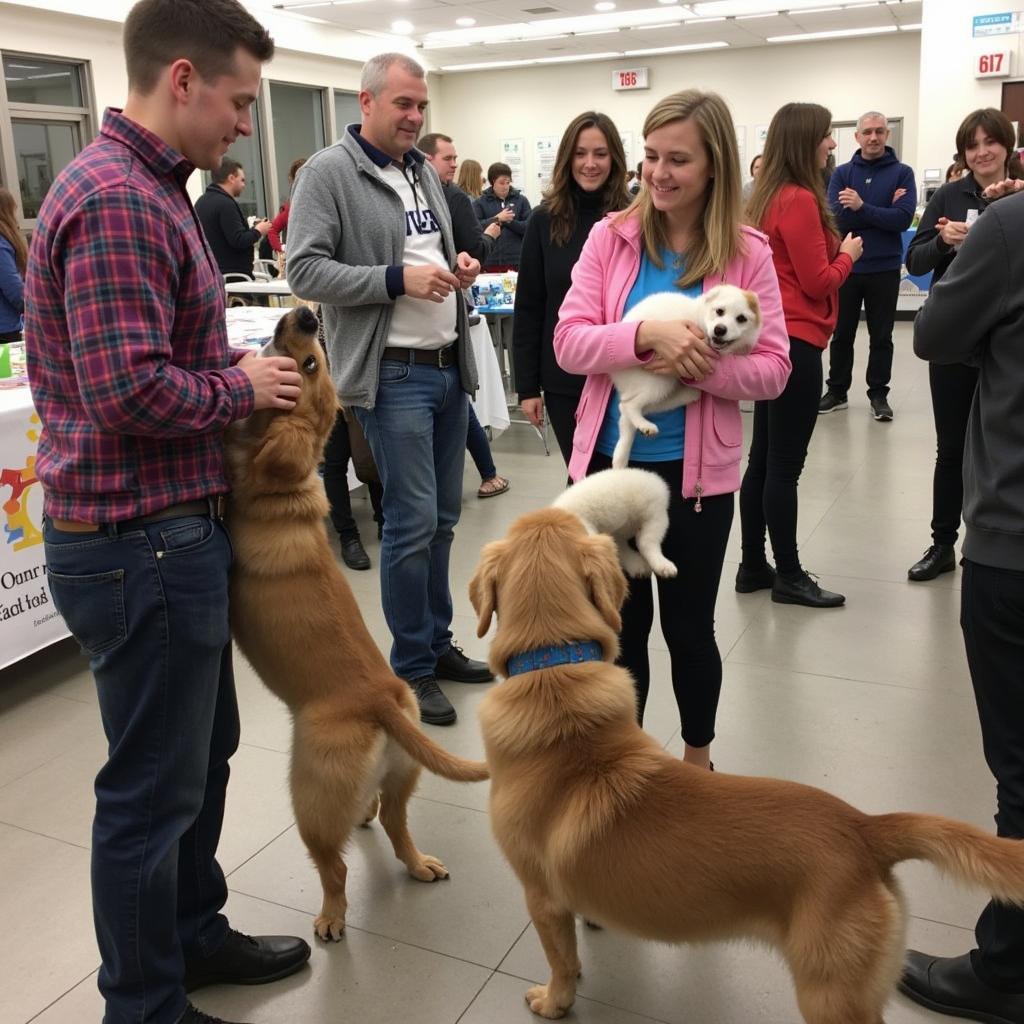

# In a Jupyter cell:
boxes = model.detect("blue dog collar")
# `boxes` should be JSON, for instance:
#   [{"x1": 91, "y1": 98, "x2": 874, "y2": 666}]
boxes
[{"x1": 505, "y1": 640, "x2": 605, "y2": 677}]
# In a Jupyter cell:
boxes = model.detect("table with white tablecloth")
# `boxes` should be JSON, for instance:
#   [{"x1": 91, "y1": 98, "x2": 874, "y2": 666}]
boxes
[{"x1": 469, "y1": 319, "x2": 510, "y2": 433}]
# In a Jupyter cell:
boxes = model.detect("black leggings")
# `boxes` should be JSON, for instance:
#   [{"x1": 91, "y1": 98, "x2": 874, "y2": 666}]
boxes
[
  {"x1": 739, "y1": 336, "x2": 822, "y2": 577},
  {"x1": 543, "y1": 390, "x2": 580, "y2": 468},
  {"x1": 587, "y1": 452, "x2": 733, "y2": 748},
  {"x1": 323, "y1": 413, "x2": 383, "y2": 540},
  {"x1": 929, "y1": 361, "x2": 978, "y2": 547}
]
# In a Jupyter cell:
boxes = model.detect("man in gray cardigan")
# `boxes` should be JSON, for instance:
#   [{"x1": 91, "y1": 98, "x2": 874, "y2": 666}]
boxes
[
  {"x1": 900, "y1": 184, "x2": 1024, "y2": 1022},
  {"x1": 287, "y1": 52, "x2": 492, "y2": 726}
]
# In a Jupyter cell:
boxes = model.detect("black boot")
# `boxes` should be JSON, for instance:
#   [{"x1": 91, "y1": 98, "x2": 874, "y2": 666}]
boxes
[
  {"x1": 340, "y1": 535, "x2": 370, "y2": 571},
  {"x1": 183, "y1": 930, "x2": 310, "y2": 991},
  {"x1": 898, "y1": 950, "x2": 1024, "y2": 1023},
  {"x1": 908, "y1": 544, "x2": 956, "y2": 582},
  {"x1": 735, "y1": 562, "x2": 776, "y2": 593},
  {"x1": 772, "y1": 570, "x2": 845, "y2": 608}
]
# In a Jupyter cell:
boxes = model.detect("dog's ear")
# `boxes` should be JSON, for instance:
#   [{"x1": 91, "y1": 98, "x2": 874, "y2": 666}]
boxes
[
  {"x1": 742, "y1": 289, "x2": 762, "y2": 326},
  {"x1": 252, "y1": 415, "x2": 316, "y2": 487},
  {"x1": 579, "y1": 533, "x2": 626, "y2": 632},
  {"x1": 468, "y1": 540, "x2": 507, "y2": 637}
]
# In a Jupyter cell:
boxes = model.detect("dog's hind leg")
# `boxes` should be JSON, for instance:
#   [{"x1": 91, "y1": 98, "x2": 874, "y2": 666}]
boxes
[
  {"x1": 634, "y1": 508, "x2": 676, "y2": 579},
  {"x1": 378, "y1": 756, "x2": 449, "y2": 882},
  {"x1": 616, "y1": 538, "x2": 651, "y2": 578},
  {"x1": 612, "y1": 416, "x2": 638, "y2": 469},
  {"x1": 523, "y1": 882, "x2": 580, "y2": 1019}
]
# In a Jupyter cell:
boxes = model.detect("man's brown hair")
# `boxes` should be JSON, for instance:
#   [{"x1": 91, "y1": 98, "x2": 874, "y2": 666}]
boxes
[
  {"x1": 417, "y1": 133, "x2": 453, "y2": 157},
  {"x1": 124, "y1": 0, "x2": 274, "y2": 95}
]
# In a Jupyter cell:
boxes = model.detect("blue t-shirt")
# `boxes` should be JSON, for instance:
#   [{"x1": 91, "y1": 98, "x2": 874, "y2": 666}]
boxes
[{"x1": 595, "y1": 251, "x2": 702, "y2": 462}]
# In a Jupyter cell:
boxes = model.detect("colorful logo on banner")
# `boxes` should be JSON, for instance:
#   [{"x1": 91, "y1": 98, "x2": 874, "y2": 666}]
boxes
[{"x1": 2, "y1": 412, "x2": 42, "y2": 551}]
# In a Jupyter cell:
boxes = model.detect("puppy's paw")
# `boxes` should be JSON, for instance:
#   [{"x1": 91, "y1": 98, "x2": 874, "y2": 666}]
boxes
[
  {"x1": 651, "y1": 558, "x2": 678, "y2": 578},
  {"x1": 314, "y1": 914, "x2": 346, "y2": 942},
  {"x1": 408, "y1": 853, "x2": 449, "y2": 882},
  {"x1": 619, "y1": 549, "x2": 651, "y2": 578},
  {"x1": 360, "y1": 795, "x2": 380, "y2": 827},
  {"x1": 638, "y1": 424, "x2": 660, "y2": 438},
  {"x1": 526, "y1": 984, "x2": 571, "y2": 1019}
]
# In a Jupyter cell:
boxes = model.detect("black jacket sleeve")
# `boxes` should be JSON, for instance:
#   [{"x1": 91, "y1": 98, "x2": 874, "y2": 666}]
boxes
[
  {"x1": 505, "y1": 193, "x2": 532, "y2": 237},
  {"x1": 447, "y1": 187, "x2": 493, "y2": 262},
  {"x1": 220, "y1": 198, "x2": 261, "y2": 252},
  {"x1": 906, "y1": 184, "x2": 954, "y2": 277},
  {"x1": 512, "y1": 210, "x2": 547, "y2": 400}
]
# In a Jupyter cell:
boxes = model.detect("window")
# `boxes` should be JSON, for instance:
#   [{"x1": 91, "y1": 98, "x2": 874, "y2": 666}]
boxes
[
  {"x1": 0, "y1": 53, "x2": 94, "y2": 226},
  {"x1": 269, "y1": 83, "x2": 325, "y2": 209},
  {"x1": 334, "y1": 90, "x2": 360, "y2": 141},
  {"x1": 202, "y1": 97, "x2": 268, "y2": 221}
]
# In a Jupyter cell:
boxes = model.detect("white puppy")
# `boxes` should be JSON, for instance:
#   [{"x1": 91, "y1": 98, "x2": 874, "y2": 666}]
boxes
[
  {"x1": 610, "y1": 284, "x2": 761, "y2": 469},
  {"x1": 553, "y1": 468, "x2": 676, "y2": 578}
]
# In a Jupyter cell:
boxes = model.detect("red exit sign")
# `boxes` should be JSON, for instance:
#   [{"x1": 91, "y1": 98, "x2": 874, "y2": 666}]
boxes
[
  {"x1": 976, "y1": 50, "x2": 1012, "y2": 78},
  {"x1": 612, "y1": 67, "x2": 649, "y2": 91}
]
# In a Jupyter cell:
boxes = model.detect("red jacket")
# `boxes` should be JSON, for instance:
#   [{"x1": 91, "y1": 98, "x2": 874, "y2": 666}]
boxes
[
  {"x1": 760, "y1": 183, "x2": 853, "y2": 348},
  {"x1": 268, "y1": 202, "x2": 289, "y2": 253}
]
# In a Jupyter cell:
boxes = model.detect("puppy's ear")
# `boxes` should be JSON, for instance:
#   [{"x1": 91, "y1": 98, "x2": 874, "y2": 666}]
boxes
[
  {"x1": 252, "y1": 415, "x2": 316, "y2": 487},
  {"x1": 469, "y1": 540, "x2": 507, "y2": 637},
  {"x1": 742, "y1": 289, "x2": 762, "y2": 326},
  {"x1": 579, "y1": 533, "x2": 627, "y2": 632}
]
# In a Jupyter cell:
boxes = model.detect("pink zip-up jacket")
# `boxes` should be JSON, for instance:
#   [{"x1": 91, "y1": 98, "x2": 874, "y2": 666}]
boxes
[{"x1": 554, "y1": 212, "x2": 792, "y2": 500}]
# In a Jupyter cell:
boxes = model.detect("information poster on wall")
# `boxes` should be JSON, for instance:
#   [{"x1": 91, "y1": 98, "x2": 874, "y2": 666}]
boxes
[
  {"x1": 534, "y1": 135, "x2": 557, "y2": 193},
  {"x1": 755, "y1": 124, "x2": 769, "y2": 149},
  {"x1": 500, "y1": 137, "x2": 525, "y2": 187}
]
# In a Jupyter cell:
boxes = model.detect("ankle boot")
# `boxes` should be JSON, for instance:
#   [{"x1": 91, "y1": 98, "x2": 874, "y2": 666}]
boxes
[{"x1": 907, "y1": 544, "x2": 956, "y2": 582}]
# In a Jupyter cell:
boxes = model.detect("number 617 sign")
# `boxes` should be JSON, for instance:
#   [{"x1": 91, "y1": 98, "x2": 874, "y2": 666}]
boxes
[{"x1": 976, "y1": 50, "x2": 1012, "y2": 78}]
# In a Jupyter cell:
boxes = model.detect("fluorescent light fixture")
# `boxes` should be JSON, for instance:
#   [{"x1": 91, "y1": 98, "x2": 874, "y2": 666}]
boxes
[
  {"x1": 390, "y1": 18, "x2": 414, "y2": 33},
  {"x1": 797, "y1": 5, "x2": 841, "y2": 12},
  {"x1": 535, "y1": 50, "x2": 622, "y2": 61},
  {"x1": 276, "y1": 0, "x2": 371, "y2": 7},
  {"x1": 422, "y1": 40, "x2": 473, "y2": 49},
  {"x1": 441, "y1": 59, "x2": 535, "y2": 71},
  {"x1": 635, "y1": 21, "x2": 684, "y2": 29},
  {"x1": 576, "y1": 27, "x2": 623, "y2": 35},
  {"x1": 595, "y1": 1, "x2": 616, "y2": 9},
  {"x1": 689, "y1": 16, "x2": 726, "y2": 22},
  {"x1": 624, "y1": 40, "x2": 729, "y2": 54},
  {"x1": 441, "y1": 51, "x2": 619, "y2": 70},
  {"x1": 455, "y1": 16, "x2": 476, "y2": 25},
  {"x1": 899, "y1": 22, "x2": 922, "y2": 30},
  {"x1": 657, "y1": 0, "x2": 679, "y2": 5},
  {"x1": 768, "y1": 25, "x2": 898, "y2": 42},
  {"x1": 692, "y1": 0, "x2": 879, "y2": 14},
  {"x1": 483, "y1": 33, "x2": 568, "y2": 43},
  {"x1": 735, "y1": 12, "x2": 779, "y2": 19}
]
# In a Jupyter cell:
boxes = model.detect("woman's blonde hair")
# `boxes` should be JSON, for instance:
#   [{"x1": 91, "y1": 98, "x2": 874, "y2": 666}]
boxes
[
  {"x1": 619, "y1": 89, "x2": 743, "y2": 288},
  {"x1": 457, "y1": 158, "x2": 484, "y2": 198},
  {"x1": 746, "y1": 102, "x2": 837, "y2": 238}
]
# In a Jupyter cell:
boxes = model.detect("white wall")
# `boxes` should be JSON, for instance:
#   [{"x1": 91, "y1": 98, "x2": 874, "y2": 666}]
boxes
[{"x1": 433, "y1": 32, "x2": 921, "y2": 202}]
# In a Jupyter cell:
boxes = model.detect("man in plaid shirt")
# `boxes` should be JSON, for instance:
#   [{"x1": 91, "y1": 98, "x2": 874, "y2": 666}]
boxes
[{"x1": 25, "y1": 2, "x2": 309, "y2": 1022}]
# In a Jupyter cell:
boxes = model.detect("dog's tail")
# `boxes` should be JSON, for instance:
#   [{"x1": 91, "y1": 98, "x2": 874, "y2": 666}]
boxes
[
  {"x1": 867, "y1": 813, "x2": 1024, "y2": 905},
  {"x1": 377, "y1": 702, "x2": 490, "y2": 783}
]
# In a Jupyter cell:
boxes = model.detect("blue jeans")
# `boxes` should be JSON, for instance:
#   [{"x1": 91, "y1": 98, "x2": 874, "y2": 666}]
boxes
[
  {"x1": 353, "y1": 360, "x2": 468, "y2": 681},
  {"x1": 43, "y1": 513, "x2": 237, "y2": 1024}
]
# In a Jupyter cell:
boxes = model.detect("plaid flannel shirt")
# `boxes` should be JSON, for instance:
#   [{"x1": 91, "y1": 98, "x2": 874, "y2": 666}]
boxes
[{"x1": 25, "y1": 108, "x2": 254, "y2": 522}]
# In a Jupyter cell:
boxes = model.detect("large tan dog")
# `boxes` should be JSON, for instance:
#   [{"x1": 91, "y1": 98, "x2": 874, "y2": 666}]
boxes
[
  {"x1": 226, "y1": 307, "x2": 488, "y2": 942},
  {"x1": 469, "y1": 507, "x2": 1024, "y2": 1023}
]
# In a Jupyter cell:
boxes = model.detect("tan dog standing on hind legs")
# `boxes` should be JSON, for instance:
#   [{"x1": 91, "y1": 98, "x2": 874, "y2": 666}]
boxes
[
  {"x1": 470, "y1": 507, "x2": 1024, "y2": 1023},
  {"x1": 225, "y1": 307, "x2": 488, "y2": 942}
]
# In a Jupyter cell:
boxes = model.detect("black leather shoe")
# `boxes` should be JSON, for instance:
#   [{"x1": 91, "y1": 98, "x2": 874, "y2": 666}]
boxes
[
  {"x1": 898, "y1": 949, "x2": 1024, "y2": 1024},
  {"x1": 772, "y1": 570, "x2": 845, "y2": 608},
  {"x1": 435, "y1": 644, "x2": 494, "y2": 683},
  {"x1": 408, "y1": 676, "x2": 456, "y2": 725},
  {"x1": 183, "y1": 930, "x2": 311, "y2": 992},
  {"x1": 340, "y1": 536, "x2": 370, "y2": 571},
  {"x1": 908, "y1": 544, "x2": 956, "y2": 582},
  {"x1": 870, "y1": 395, "x2": 894, "y2": 421},
  {"x1": 735, "y1": 562, "x2": 776, "y2": 593},
  {"x1": 180, "y1": 1004, "x2": 253, "y2": 1024}
]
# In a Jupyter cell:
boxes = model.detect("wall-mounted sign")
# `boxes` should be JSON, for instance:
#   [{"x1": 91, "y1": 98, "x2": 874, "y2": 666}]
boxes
[
  {"x1": 976, "y1": 49, "x2": 1013, "y2": 77},
  {"x1": 973, "y1": 12, "x2": 1022, "y2": 37},
  {"x1": 612, "y1": 67, "x2": 649, "y2": 91}
]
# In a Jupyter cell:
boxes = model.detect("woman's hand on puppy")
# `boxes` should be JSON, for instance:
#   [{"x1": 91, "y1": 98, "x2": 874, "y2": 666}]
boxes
[
  {"x1": 635, "y1": 319, "x2": 718, "y2": 380},
  {"x1": 240, "y1": 353, "x2": 303, "y2": 410}
]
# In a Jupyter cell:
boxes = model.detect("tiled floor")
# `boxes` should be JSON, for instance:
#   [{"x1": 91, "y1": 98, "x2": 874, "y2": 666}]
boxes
[{"x1": 2, "y1": 322, "x2": 996, "y2": 1023}]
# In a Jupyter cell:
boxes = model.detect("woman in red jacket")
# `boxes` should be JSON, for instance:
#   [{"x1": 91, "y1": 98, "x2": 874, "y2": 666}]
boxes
[{"x1": 737, "y1": 103, "x2": 862, "y2": 608}]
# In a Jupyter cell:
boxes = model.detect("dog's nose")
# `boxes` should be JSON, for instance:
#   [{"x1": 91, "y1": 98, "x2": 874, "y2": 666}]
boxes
[
  {"x1": 714, "y1": 324, "x2": 728, "y2": 338},
  {"x1": 295, "y1": 306, "x2": 318, "y2": 333}
]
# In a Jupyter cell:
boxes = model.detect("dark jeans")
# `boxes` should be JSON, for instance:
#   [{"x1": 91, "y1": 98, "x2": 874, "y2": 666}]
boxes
[
  {"x1": 43, "y1": 512, "x2": 237, "y2": 1024},
  {"x1": 323, "y1": 413, "x2": 382, "y2": 541},
  {"x1": 544, "y1": 390, "x2": 580, "y2": 468},
  {"x1": 928, "y1": 361, "x2": 979, "y2": 547},
  {"x1": 739, "y1": 337, "x2": 823, "y2": 578},
  {"x1": 587, "y1": 452, "x2": 733, "y2": 748},
  {"x1": 826, "y1": 269, "x2": 901, "y2": 400},
  {"x1": 466, "y1": 403, "x2": 496, "y2": 481},
  {"x1": 961, "y1": 560, "x2": 1024, "y2": 991}
]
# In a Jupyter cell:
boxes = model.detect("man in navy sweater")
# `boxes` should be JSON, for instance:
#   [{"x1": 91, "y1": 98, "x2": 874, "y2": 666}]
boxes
[
  {"x1": 820, "y1": 111, "x2": 916, "y2": 421},
  {"x1": 195, "y1": 157, "x2": 270, "y2": 277}
]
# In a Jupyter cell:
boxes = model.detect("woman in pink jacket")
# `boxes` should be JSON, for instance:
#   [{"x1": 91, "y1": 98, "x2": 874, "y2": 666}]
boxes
[{"x1": 554, "y1": 90, "x2": 791, "y2": 770}]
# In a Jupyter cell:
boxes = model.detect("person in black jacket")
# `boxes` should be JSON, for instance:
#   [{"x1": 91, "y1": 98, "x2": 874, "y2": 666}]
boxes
[
  {"x1": 473, "y1": 162, "x2": 531, "y2": 271},
  {"x1": 904, "y1": 108, "x2": 1022, "y2": 583},
  {"x1": 194, "y1": 157, "x2": 270, "y2": 276},
  {"x1": 512, "y1": 111, "x2": 631, "y2": 464}
]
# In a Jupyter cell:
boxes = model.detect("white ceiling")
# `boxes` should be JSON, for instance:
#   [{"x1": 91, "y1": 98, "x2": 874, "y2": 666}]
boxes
[{"x1": 269, "y1": 0, "x2": 921, "y2": 71}]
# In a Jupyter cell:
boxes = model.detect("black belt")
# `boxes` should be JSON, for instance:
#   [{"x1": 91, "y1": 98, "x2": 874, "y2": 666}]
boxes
[
  {"x1": 381, "y1": 344, "x2": 456, "y2": 368},
  {"x1": 50, "y1": 496, "x2": 228, "y2": 534}
]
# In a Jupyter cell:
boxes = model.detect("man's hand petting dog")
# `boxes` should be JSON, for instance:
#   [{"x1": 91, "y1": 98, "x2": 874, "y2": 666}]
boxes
[
  {"x1": 239, "y1": 352, "x2": 302, "y2": 410},
  {"x1": 636, "y1": 319, "x2": 719, "y2": 380}
]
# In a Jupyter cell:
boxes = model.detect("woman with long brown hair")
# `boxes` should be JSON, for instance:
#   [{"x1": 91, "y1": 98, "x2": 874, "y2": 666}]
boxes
[
  {"x1": 737, "y1": 103, "x2": 862, "y2": 607},
  {"x1": 0, "y1": 187, "x2": 27, "y2": 342},
  {"x1": 513, "y1": 111, "x2": 631, "y2": 463},
  {"x1": 905, "y1": 108, "x2": 1023, "y2": 582},
  {"x1": 455, "y1": 158, "x2": 484, "y2": 198}
]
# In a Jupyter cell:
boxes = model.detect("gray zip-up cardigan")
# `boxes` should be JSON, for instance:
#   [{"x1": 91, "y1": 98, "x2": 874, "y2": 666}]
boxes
[{"x1": 285, "y1": 128, "x2": 477, "y2": 409}]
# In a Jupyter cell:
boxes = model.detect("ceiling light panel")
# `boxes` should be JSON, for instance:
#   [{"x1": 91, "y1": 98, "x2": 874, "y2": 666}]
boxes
[{"x1": 768, "y1": 24, "x2": 898, "y2": 42}]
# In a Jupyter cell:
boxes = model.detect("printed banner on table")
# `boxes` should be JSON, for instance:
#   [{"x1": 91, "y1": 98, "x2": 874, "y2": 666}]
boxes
[{"x1": 0, "y1": 395, "x2": 69, "y2": 668}]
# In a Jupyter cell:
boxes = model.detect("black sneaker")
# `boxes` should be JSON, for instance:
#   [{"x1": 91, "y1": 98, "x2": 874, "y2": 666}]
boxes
[
  {"x1": 435, "y1": 644, "x2": 494, "y2": 683},
  {"x1": 772, "y1": 571, "x2": 845, "y2": 608},
  {"x1": 818, "y1": 392, "x2": 848, "y2": 414},
  {"x1": 908, "y1": 544, "x2": 956, "y2": 582},
  {"x1": 408, "y1": 676, "x2": 456, "y2": 725},
  {"x1": 735, "y1": 562, "x2": 776, "y2": 593},
  {"x1": 340, "y1": 536, "x2": 370, "y2": 571},
  {"x1": 869, "y1": 395, "x2": 893, "y2": 421},
  {"x1": 180, "y1": 1004, "x2": 253, "y2": 1024},
  {"x1": 183, "y1": 930, "x2": 311, "y2": 992}
]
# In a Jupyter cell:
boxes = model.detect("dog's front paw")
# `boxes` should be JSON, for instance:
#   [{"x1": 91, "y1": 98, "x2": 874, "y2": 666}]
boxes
[
  {"x1": 651, "y1": 558, "x2": 678, "y2": 578},
  {"x1": 408, "y1": 853, "x2": 450, "y2": 882},
  {"x1": 638, "y1": 424, "x2": 660, "y2": 438},
  {"x1": 619, "y1": 549, "x2": 651, "y2": 578},
  {"x1": 314, "y1": 914, "x2": 346, "y2": 942},
  {"x1": 526, "y1": 984, "x2": 572, "y2": 1019}
]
